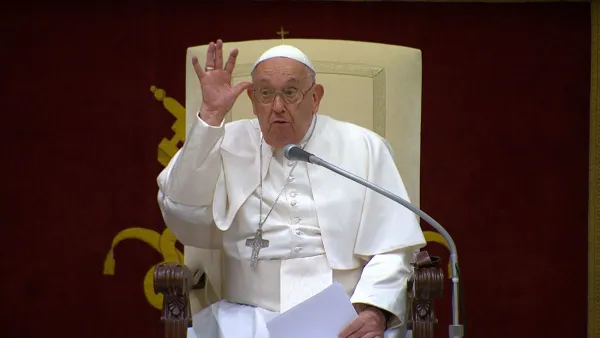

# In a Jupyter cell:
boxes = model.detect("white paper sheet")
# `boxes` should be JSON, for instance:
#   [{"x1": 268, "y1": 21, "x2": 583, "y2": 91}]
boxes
[{"x1": 266, "y1": 282, "x2": 358, "y2": 338}]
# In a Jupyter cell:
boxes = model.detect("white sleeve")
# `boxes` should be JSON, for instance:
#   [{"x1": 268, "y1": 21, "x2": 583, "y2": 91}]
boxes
[
  {"x1": 350, "y1": 247, "x2": 419, "y2": 329},
  {"x1": 156, "y1": 114, "x2": 225, "y2": 248}
]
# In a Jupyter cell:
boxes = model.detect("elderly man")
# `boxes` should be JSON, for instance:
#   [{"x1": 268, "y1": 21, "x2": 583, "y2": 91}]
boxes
[{"x1": 157, "y1": 39, "x2": 426, "y2": 338}]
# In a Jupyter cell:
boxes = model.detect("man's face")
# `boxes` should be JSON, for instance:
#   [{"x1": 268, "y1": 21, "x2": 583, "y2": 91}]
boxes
[{"x1": 248, "y1": 57, "x2": 324, "y2": 150}]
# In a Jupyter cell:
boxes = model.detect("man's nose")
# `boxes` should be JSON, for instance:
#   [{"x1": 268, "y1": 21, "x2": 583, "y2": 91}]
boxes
[{"x1": 272, "y1": 95, "x2": 286, "y2": 113}]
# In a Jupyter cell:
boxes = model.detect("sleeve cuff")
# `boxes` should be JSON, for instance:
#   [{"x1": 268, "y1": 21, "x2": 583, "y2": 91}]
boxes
[
  {"x1": 197, "y1": 111, "x2": 225, "y2": 128},
  {"x1": 350, "y1": 289, "x2": 406, "y2": 329}
]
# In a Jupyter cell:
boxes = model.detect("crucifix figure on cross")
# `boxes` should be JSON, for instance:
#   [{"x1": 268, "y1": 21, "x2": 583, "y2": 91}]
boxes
[
  {"x1": 276, "y1": 26, "x2": 289, "y2": 43},
  {"x1": 245, "y1": 229, "x2": 270, "y2": 267}
]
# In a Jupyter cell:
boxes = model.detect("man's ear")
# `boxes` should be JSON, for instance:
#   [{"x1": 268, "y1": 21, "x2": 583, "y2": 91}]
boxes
[
  {"x1": 312, "y1": 84, "x2": 324, "y2": 113},
  {"x1": 247, "y1": 87, "x2": 258, "y2": 116}
]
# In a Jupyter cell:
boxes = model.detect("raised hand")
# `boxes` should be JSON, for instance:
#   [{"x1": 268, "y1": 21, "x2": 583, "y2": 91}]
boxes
[{"x1": 192, "y1": 39, "x2": 252, "y2": 126}]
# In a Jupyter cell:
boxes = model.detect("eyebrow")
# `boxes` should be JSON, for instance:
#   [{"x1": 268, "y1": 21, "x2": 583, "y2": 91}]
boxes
[{"x1": 255, "y1": 77, "x2": 302, "y2": 85}]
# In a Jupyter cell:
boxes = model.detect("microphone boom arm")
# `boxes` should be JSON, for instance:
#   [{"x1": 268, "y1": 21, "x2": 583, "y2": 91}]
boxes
[{"x1": 308, "y1": 154, "x2": 464, "y2": 338}]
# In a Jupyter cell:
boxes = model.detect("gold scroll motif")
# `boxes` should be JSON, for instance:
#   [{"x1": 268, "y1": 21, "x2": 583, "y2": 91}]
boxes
[{"x1": 102, "y1": 86, "x2": 186, "y2": 310}]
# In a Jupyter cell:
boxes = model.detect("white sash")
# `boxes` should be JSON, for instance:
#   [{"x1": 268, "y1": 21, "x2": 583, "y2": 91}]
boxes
[
  {"x1": 222, "y1": 254, "x2": 332, "y2": 313},
  {"x1": 280, "y1": 255, "x2": 333, "y2": 312}
]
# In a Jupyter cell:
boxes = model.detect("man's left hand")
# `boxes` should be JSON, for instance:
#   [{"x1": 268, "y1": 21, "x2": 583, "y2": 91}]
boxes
[{"x1": 338, "y1": 306, "x2": 386, "y2": 338}]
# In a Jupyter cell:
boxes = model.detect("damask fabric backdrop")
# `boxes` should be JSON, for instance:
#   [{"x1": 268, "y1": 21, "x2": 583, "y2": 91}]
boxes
[{"x1": 1, "y1": 1, "x2": 590, "y2": 338}]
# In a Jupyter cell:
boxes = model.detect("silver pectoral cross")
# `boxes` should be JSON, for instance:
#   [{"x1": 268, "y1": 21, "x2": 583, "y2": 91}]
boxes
[{"x1": 245, "y1": 229, "x2": 270, "y2": 267}]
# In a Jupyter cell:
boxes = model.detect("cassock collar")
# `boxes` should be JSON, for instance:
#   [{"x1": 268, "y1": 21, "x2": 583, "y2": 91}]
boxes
[{"x1": 300, "y1": 113, "x2": 318, "y2": 145}]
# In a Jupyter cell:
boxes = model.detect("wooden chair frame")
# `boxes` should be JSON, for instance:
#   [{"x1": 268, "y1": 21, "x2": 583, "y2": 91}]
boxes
[{"x1": 153, "y1": 250, "x2": 444, "y2": 338}]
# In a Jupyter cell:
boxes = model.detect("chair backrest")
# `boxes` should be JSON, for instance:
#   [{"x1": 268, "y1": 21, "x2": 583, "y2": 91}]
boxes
[{"x1": 183, "y1": 38, "x2": 423, "y2": 315}]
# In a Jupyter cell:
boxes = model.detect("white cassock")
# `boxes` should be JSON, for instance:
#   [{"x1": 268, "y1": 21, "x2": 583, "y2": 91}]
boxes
[{"x1": 157, "y1": 113, "x2": 426, "y2": 338}]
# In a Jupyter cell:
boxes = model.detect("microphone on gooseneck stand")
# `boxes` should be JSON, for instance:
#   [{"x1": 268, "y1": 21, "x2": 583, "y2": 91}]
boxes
[
  {"x1": 283, "y1": 144, "x2": 319, "y2": 164},
  {"x1": 283, "y1": 144, "x2": 465, "y2": 338}
]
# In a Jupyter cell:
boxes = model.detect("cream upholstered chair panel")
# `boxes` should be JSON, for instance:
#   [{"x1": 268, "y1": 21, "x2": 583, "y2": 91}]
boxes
[{"x1": 183, "y1": 39, "x2": 422, "y2": 314}]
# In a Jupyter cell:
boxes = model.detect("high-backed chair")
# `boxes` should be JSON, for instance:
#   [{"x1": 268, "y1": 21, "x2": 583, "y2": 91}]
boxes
[{"x1": 153, "y1": 39, "x2": 444, "y2": 338}]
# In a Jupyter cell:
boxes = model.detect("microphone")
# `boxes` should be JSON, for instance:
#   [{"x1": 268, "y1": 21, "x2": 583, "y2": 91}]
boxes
[
  {"x1": 284, "y1": 144, "x2": 464, "y2": 338},
  {"x1": 283, "y1": 144, "x2": 322, "y2": 165}
]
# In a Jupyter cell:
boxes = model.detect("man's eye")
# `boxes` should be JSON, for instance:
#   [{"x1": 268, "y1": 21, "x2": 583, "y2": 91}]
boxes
[
  {"x1": 260, "y1": 89, "x2": 273, "y2": 96},
  {"x1": 283, "y1": 89, "x2": 297, "y2": 96}
]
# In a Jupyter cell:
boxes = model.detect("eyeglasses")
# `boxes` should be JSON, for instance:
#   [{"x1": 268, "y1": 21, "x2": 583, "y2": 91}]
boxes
[{"x1": 253, "y1": 83, "x2": 315, "y2": 105}]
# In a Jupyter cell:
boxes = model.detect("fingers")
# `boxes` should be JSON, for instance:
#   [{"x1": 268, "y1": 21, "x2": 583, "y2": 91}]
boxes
[
  {"x1": 192, "y1": 55, "x2": 205, "y2": 79},
  {"x1": 215, "y1": 39, "x2": 224, "y2": 69},
  {"x1": 338, "y1": 319, "x2": 364, "y2": 338},
  {"x1": 194, "y1": 39, "x2": 236, "y2": 78},
  {"x1": 362, "y1": 334, "x2": 380, "y2": 338},
  {"x1": 344, "y1": 331, "x2": 366, "y2": 338},
  {"x1": 205, "y1": 41, "x2": 215, "y2": 70},
  {"x1": 224, "y1": 48, "x2": 239, "y2": 74},
  {"x1": 233, "y1": 81, "x2": 253, "y2": 98},
  {"x1": 339, "y1": 310, "x2": 384, "y2": 338}
]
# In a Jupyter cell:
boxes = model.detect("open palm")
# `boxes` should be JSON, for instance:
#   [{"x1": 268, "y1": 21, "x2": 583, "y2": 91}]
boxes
[{"x1": 192, "y1": 39, "x2": 251, "y2": 122}]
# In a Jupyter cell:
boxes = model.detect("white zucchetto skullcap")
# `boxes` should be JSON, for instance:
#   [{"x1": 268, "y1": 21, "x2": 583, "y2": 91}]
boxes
[{"x1": 251, "y1": 45, "x2": 315, "y2": 73}]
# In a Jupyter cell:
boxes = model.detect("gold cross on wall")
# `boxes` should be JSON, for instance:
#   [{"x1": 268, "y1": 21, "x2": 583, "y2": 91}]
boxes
[{"x1": 276, "y1": 26, "x2": 289, "y2": 43}]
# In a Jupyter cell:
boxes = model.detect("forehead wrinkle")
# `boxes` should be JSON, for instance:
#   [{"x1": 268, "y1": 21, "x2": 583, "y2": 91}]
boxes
[{"x1": 253, "y1": 75, "x2": 305, "y2": 88}]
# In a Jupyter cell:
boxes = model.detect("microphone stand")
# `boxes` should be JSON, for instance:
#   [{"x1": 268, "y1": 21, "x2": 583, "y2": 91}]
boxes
[{"x1": 306, "y1": 155, "x2": 464, "y2": 338}]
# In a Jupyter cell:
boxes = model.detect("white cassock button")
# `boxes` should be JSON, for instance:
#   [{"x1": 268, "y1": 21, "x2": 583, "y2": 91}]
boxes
[
  {"x1": 295, "y1": 230, "x2": 302, "y2": 235},
  {"x1": 288, "y1": 176, "x2": 295, "y2": 182},
  {"x1": 293, "y1": 217, "x2": 300, "y2": 224},
  {"x1": 293, "y1": 247, "x2": 302, "y2": 253},
  {"x1": 288, "y1": 161, "x2": 295, "y2": 167},
  {"x1": 291, "y1": 200, "x2": 297, "y2": 206},
  {"x1": 290, "y1": 192, "x2": 297, "y2": 198}
]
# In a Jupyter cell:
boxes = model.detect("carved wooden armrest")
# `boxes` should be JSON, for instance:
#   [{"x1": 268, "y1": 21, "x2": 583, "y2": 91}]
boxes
[
  {"x1": 154, "y1": 262, "x2": 205, "y2": 338},
  {"x1": 406, "y1": 250, "x2": 444, "y2": 338},
  {"x1": 154, "y1": 253, "x2": 442, "y2": 338}
]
